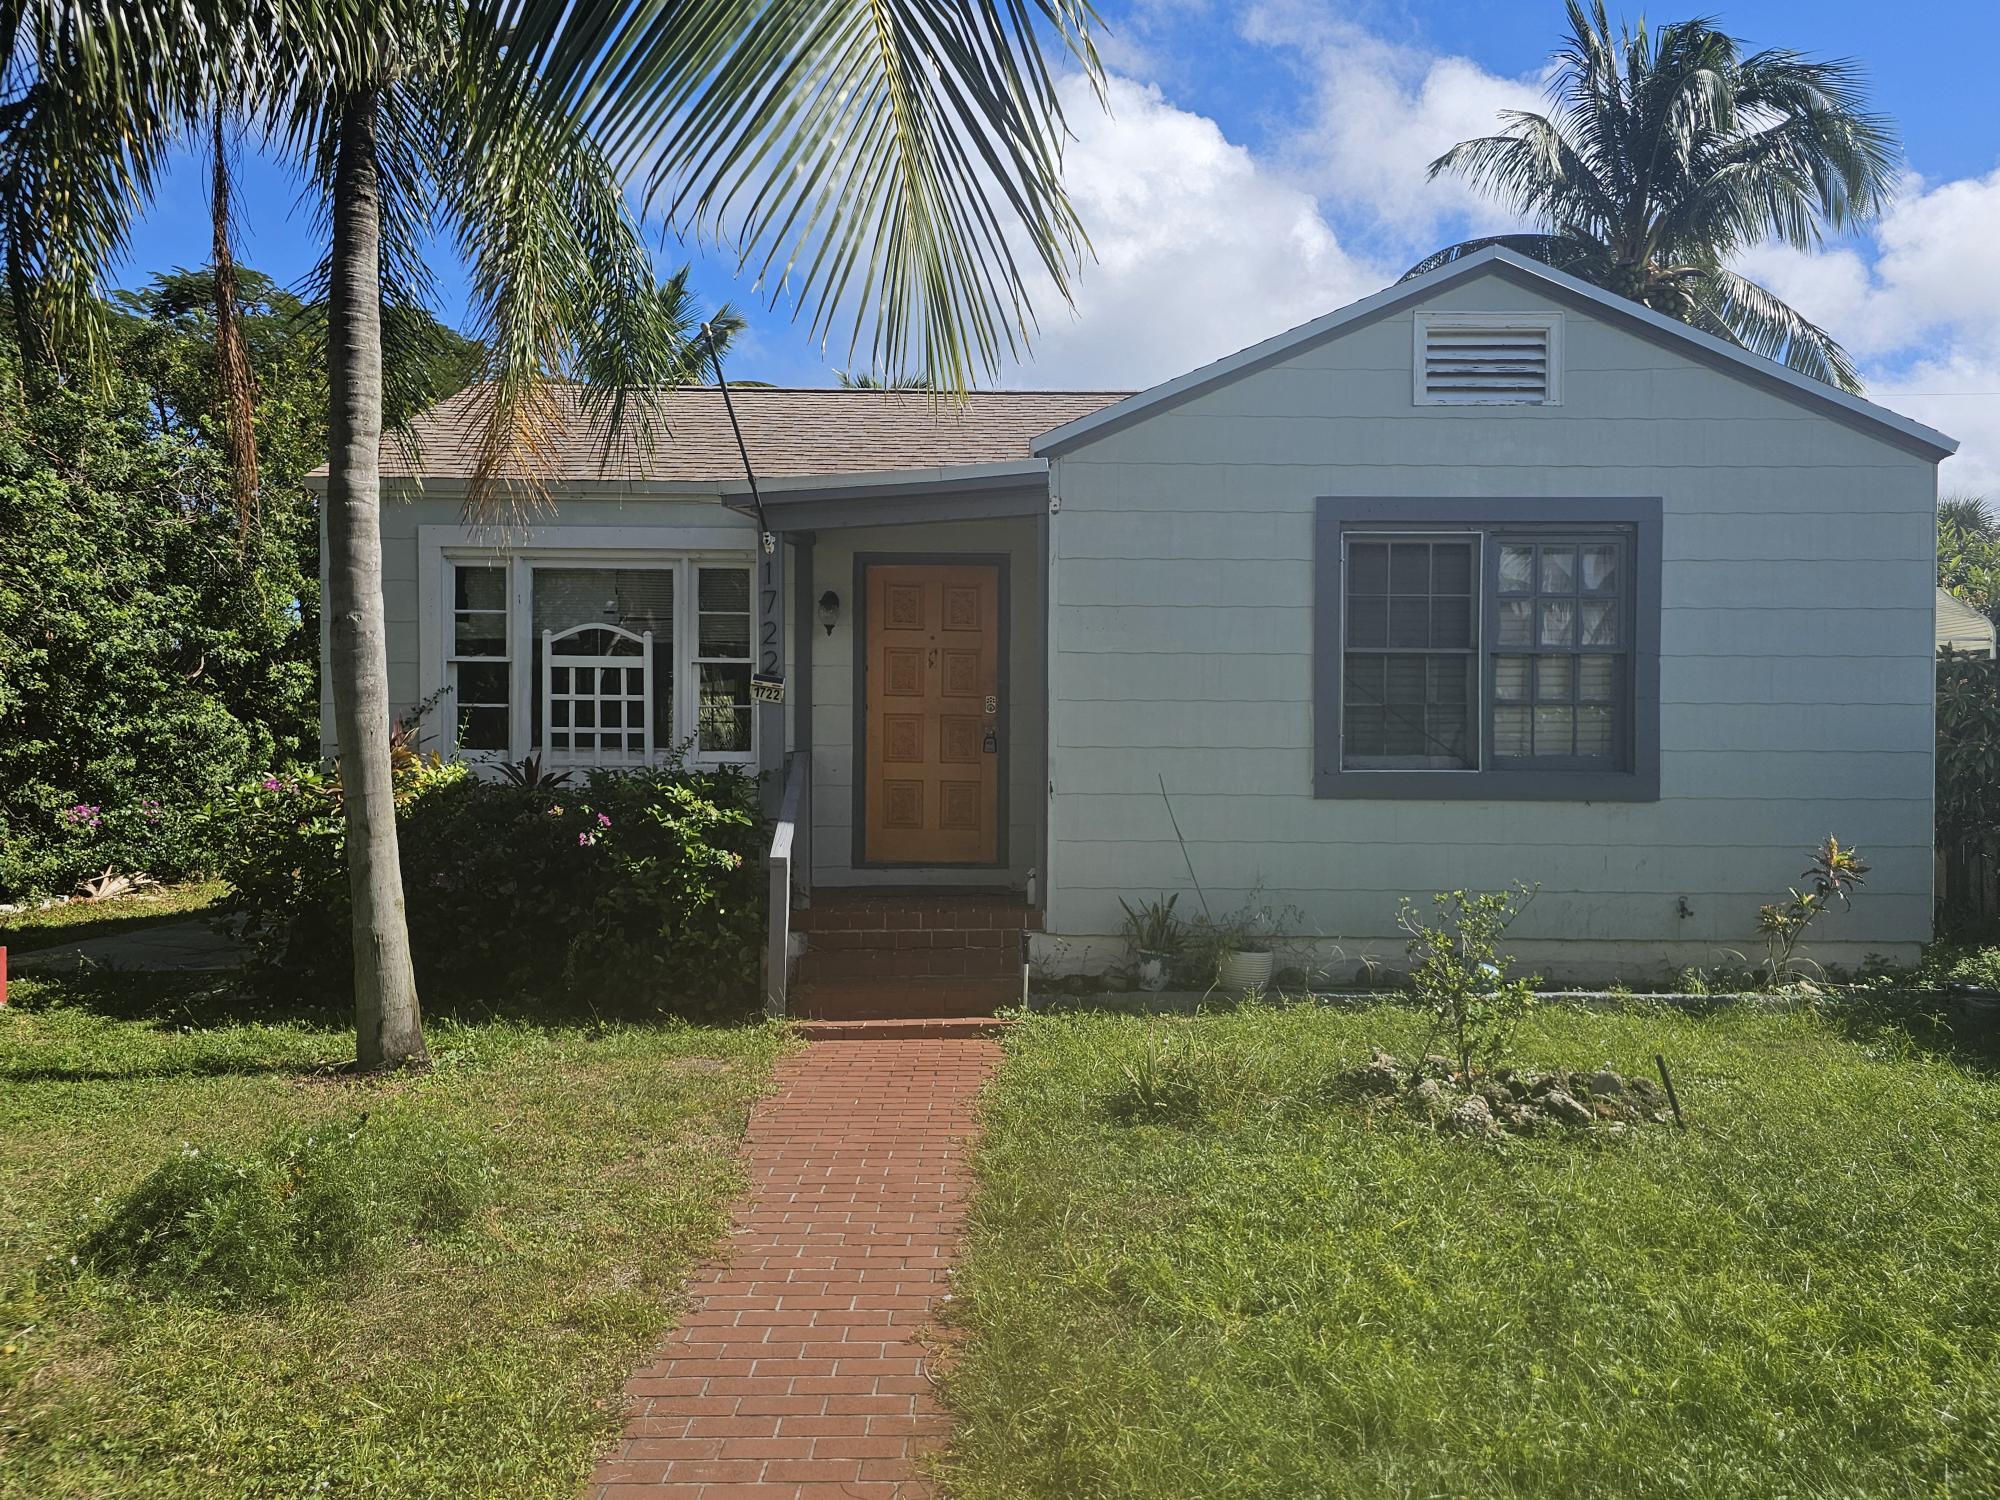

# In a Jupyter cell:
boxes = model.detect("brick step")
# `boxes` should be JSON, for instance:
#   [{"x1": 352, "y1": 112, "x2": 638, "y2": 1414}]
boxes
[
  {"x1": 797, "y1": 943, "x2": 1021, "y2": 982},
  {"x1": 794, "y1": 896, "x2": 1041, "y2": 935},
  {"x1": 792, "y1": 976, "x2": 1022, "y2": 1021},
  {"x1": 794, "y1": 1016, "x2": 1019, "y2": 1040},
  {"x1": 805, "y1": 924, "x2": 1023, "y2": 953}
]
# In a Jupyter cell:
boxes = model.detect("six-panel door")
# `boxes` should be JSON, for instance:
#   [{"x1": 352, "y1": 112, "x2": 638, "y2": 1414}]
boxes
[{"x1": 863, "y1": 563, "x2": 1001, "y2": 864}]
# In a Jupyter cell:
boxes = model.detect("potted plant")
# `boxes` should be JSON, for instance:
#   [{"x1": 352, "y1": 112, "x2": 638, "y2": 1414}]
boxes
[
  {"x1": 1185, "y1": 896, "x2": 1287, "y2": 996},
  {"x1": 1119, "y1": 893, "x2": 1185, "y2": 992}
]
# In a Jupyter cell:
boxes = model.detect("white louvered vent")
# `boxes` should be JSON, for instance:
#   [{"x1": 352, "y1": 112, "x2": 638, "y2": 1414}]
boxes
[{"x1": 1415, "y1": 313, "x2": 1561, "y2": 405}]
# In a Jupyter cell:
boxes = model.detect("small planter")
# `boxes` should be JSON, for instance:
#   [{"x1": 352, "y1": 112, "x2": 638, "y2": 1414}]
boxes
[
  {"x1": 1135, "y1": 950, "x2": 1172, "y2": 992},
  {"x1": 1218, "y1": 949, "x2": 1273, "y2": 995}
]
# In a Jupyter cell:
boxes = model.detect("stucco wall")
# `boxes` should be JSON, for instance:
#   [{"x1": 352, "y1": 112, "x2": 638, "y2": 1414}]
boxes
[
  {"x1": 806, "y1": 518, "x2": 1045, "y2": 889},
  {"x1": 1041, "y1": 273, "x2": 1939, "y2": 981}
]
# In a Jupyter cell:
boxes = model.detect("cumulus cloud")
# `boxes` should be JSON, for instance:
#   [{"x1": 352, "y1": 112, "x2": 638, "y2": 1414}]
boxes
[
  {"x1": 1004, "y1": 73, "x2": 1386, "y2": 389},
  {"x1": 1738, "y1": 166, "x2": 2000, "y2": 491},
  {"x1": 1242, "y1": 3, "x2": 1549, "y2": 254}
]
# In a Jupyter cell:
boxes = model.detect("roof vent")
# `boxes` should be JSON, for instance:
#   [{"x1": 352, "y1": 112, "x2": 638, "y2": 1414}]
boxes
[{"x1": 1415, "y1": 312, "x2": 1561, "y2": 405}]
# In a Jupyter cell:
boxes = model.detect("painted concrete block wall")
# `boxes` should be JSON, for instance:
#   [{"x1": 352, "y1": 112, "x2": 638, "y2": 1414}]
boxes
[
  {"x1": 806, "y1": 517, "x2": 1044, "y2": 889},
  {"x1": 1043, "y1": 275, "x2": 1939, "y2": 980}
]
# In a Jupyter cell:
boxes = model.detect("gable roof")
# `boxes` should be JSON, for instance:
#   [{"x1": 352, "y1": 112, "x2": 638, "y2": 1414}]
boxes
[
  {"x1": 369, "y1": 385, "x2": 1129, "y2": 485},
  {"x1": 1033, "y1": 245, "x2": 1959, "y2": 462}
]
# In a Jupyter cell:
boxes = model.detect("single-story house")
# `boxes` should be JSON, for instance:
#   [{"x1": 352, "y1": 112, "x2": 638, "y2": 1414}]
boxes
[{"x1": 316, "y1": 245, "x2": 1958, "y2": 1004}]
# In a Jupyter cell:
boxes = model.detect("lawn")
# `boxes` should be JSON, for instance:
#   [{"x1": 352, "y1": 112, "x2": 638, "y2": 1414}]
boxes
[
  {"x1": 0, "y1": 971, "x2": 792, "y2": 1498},
  {"x1": 943, "y1": 1001, "x2": 2000, "y2": 1499},
  {"x1": 0, "y1": 880, "x2": 228, "y2": 954}
]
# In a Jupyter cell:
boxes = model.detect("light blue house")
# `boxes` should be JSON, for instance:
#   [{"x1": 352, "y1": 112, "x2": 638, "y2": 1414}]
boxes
[{"x1": 324, "y1": 247, "x2": 1958, "y2": 1009}]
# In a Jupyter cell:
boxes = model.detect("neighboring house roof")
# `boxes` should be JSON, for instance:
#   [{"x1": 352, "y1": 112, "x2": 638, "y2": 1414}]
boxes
[
  {"x1": 1938, "y1": 587, "x2": 1997, "y2": 656},
  {"x1": 363, "y1": 385, "x2": 1130, "y2": 485},
  {"x1": 1034, "y1": 245, "x2": 1960, "y2": 462}
]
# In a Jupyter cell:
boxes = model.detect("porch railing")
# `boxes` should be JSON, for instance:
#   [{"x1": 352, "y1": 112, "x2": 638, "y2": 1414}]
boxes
[{"x1": 764, "y1": 752, "x2": 810, "y2": 1018}]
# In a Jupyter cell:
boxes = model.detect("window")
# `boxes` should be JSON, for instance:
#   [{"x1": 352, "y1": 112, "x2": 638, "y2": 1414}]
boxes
[
  {"x1": 437, "y1": 554, "x2": 758, "y2": 767},
  {"x1": 1415, "y1": 312, "x2": 1561, "y2": 405},
  {"x1": 1314, "y1": 498, "x2": 1659, "y2": 801},
  {"x1": 448, "y1": 564, "x2": 510, "y2": 753},
  {"x1": 694, "y1": 566, "x2": 754, "y2": 753}
]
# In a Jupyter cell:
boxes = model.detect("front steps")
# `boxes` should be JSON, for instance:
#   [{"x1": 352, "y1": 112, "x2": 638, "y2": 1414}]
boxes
[{"x1": 790, "y1": 892, "x2": 1039, "y2": 1021}]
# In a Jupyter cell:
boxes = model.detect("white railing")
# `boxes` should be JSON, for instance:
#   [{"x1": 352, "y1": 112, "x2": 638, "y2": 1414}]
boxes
[{"x1": 763, "y1": 752, "x2": 810, "y2": 1018}]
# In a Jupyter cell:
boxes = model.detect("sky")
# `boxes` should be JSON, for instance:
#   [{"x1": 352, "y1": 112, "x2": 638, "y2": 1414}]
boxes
[{"x1": 114, "y1": 0, "x2": 2000, "y2": 489}]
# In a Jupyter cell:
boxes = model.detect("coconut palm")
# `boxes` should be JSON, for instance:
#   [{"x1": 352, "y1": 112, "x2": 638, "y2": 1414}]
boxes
[
  {"x1": 2, "y1": 0, "x2": 1100, "y2": 1069},
  {"x1": 1404, "y1": 1, "x2": 1898, "y2": 392}
]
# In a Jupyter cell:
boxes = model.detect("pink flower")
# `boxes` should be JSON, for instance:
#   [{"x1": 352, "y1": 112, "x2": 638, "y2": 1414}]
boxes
[
  {"x1": 596, "y1": 813, "x2": 612, "y2": 828},
  {"x1": 578, "y1": 831, "x2": 596, "y2": 847},
  {"x1": 262, "y1": 777, "x2": 282, "y2": 791}
]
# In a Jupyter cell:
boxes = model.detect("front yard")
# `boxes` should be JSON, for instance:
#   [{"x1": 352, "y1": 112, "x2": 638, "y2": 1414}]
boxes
[
  {"x1": 943, "y1": 1001, "x2": 2000, "y2": 1499},
  {"x1": 0, "y1": 972, "x2": 790, "y2": 1498}
]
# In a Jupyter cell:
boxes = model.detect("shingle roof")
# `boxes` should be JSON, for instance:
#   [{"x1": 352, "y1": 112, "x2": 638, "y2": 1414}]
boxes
[{"x1": 376, "y1": 384, "x2": 1131, "y2": 483}]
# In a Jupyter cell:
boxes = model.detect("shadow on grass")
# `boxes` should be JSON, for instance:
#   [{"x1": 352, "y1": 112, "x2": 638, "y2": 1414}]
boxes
[
  {"x1": 1824, "y1": 989, "x2": 2000, "y2": 1076},
  {"x1": 10, "y1": 964, "x2": 767, "y2": 1037}
]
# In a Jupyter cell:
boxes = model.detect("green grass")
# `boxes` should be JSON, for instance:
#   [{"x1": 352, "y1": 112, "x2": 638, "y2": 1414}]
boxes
[
  {"x1": 944, "y1": 1001, "x2": 2000, "y2": 1499},
  {"x1": 0, "y1": 880, "x2": 228, "y2": 953},
  {"x1": 0, "y1": 971, "x2": 793, "y2": 1497}
]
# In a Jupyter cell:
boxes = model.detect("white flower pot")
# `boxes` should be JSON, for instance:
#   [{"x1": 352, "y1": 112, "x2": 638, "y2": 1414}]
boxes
[
  {"x1": 1218, "y1": 949, "x2": 1273, "y2": 995},
  {"x1": 1136, "y1": 952, "x2": 1170, "y2": 992}
]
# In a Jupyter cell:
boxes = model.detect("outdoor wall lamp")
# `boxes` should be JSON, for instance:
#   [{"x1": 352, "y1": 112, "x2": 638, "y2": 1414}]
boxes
[{"x1": 818, "y1": 590, "x2": 841, "y2": 635}]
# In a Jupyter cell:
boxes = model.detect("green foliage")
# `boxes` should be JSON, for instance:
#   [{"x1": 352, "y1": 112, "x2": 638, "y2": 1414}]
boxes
[
  {"x1": 1939, "y1": 497, "x2": 2000, "y2": 626},
  {"x1": 1117, "y1": 892, "x2": 1185, "y2": 955},
  {"x1": 1104, "y1": 1030, "x2": 1211, "y2": 1125},
  {"x1": 210, "y1": 757, "x2": 768, "y2": 1015},
  {"x1": 0, "y1": 379, "x2": 312, "y2": 898},
  {"x1": 1396, "y1": 885, "x2": 1540, "y2": 1078},
  {"x1": 76, "y1": 1111, "x2": 491, "y2": 1304},
  {"x1": 946, "y1": 1004, "x2": 2000, "y2": 1498},
  {"x1": 1757, "y1": 837, "x2": 1869, "y2": 983}
]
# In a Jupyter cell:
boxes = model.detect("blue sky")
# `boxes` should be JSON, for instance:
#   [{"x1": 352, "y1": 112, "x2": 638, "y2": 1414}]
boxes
[{"x1": 114, "y1": 0, "x2": 2000, "y2": 484}]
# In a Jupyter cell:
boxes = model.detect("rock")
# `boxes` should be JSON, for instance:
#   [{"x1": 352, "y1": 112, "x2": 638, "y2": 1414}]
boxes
[
  {"x1": 1540, "y1": 1089, "x2": 1594, "y2": 1127},
  {"x1": 1341, "y1": 1062, "x2": 1402, "y2": 1099},
  {"x1": 1586, "y1": 1070, "x2": 1627, "y2": 1098},
  {"x1": 1447, "y1": 1095, "x2": 1499, "y2": 1138},
  {"x1": 1421, "y1": 1053, "x2": 1455, "y2": 1078},
  {"x1": 1626, "y1": 1077, "x2": 1667, "y2": 1108},
  {"x1": 1592, "y1": 1097, "x2": 1624, "y2": 1120},
  {"x1": 1368, "y1": 1048, "x2": 1403, "y2": 1070},
  {"x1": 1408, "y1": 1077, "x2": 1453, "y2": 1121}
]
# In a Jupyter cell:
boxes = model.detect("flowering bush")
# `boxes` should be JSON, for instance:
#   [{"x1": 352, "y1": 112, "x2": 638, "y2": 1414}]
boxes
[{"x1": 210, "y1": 755, "x2": 767, "y2": 1016}]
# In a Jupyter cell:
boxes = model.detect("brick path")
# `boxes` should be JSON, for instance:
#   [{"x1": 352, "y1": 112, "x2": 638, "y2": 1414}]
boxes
[{"x1": 589, "y1": 1037, "x2": 1002, "y2": 1498}]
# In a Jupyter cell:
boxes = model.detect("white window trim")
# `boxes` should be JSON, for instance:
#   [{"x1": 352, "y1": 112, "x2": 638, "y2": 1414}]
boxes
[
  {"x1": 1413, "y1": 310, "x2": 1564, "y2": 407},
  {"x1": 418, "y1": 526, "x2": 758, "y2": 772}
]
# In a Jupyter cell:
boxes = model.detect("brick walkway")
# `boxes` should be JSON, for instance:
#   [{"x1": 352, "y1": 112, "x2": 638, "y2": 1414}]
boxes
[{"x1": 589, "y1": 1038, "x2": 1002, "y2": 1498}]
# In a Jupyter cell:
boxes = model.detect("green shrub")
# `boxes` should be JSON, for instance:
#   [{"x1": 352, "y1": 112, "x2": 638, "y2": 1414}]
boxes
[
  {"x1": 209, "y1": 755, "x2": 767, "y2": 1015},
  {"x1": 77, "y1": 1111, "x2": 492, "y2": 1303}
]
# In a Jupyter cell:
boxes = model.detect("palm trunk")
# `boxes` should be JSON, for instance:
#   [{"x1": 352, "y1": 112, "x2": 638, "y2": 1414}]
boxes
[
  {"x1": 211, "y1": 110, "x2": 260, "y2": 540},
  {"x1": 325, "y1": 87, "x2": 426, "y2": 1071}
]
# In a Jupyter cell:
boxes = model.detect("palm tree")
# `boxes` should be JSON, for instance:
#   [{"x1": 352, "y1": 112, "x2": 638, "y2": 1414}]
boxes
[
  {"x1": 836, "y1": 370, "x2": 928, "y2": 389},
  {"x1": 2, "y1": 0, "x2": 1101, "y2": 1069},
  {"x1": 1405, "y1": 0, "x2": 1898, "y2": 392}
]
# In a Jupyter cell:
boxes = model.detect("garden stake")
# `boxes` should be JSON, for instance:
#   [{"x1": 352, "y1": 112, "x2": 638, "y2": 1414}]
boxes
[{"x1": 1655, "y1": 1053, "x2": 1685, "y2": 1129}]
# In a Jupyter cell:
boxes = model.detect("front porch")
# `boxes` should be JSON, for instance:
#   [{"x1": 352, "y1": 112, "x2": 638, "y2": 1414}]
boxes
[{"x1": 746, "y1": 463, "x2": 1053, "y2": 1018}]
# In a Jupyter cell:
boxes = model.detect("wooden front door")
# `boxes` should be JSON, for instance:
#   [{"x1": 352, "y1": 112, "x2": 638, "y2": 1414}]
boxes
[{"x1": 863, "y1": 562, "x2": 1002, "y2": 864}]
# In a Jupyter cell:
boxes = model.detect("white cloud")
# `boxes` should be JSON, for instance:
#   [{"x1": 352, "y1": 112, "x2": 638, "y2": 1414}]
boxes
[
  {"x1": 1006, "y1": 73, "x2": 1385, "y2": 389},
  {"x1": 1241, "y1": 4, "x2": 1549, "y2": 253},
  {"x1": 1737, "y1": 166, "x2": 2000, "y2": 492}
]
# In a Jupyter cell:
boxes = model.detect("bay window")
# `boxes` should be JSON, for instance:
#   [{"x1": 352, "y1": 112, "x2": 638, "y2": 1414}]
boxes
[{"x1": 1314, "y1": 498, "x2": 1660, "y2": 800}]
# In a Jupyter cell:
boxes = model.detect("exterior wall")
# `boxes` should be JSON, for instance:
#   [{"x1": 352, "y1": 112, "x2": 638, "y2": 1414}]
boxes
[
  {"x1": 806, "y1": 517, "x2": 1045, "y2": 890},
  {"x1": 1041, "y1": 275, "x2": 1939, "y2": 982},
  {"x1": 318, "y1": 488, "x2": 768, "y2": 758}
]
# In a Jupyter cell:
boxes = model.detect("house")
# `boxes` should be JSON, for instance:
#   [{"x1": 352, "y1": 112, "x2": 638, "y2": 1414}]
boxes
[
  {"x1": 316, "y1": 246, "x2": 1958, "y2": 1006},
  {"x1": 1936, "y1": 587, "x2": 1995, "y2": 657}
]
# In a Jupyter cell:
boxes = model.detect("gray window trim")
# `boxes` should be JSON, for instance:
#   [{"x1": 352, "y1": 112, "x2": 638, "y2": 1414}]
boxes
[{"x1": 1314, "y1": 497, "x2": 1662, "y2": 802}]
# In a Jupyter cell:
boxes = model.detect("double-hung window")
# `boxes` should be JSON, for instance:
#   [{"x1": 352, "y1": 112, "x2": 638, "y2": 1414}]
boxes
[
  {"x1": 1314, "y1": 498, "x2": 1660, "y2": 800},
  {"x1": 438, "y1": 554, "x2": 758, "y2": 769}
]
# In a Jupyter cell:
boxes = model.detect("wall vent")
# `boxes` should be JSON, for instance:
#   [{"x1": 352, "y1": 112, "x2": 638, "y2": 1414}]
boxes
[{"x1": 1415, "y1": 313, "x2": 1561, "y2": 405}]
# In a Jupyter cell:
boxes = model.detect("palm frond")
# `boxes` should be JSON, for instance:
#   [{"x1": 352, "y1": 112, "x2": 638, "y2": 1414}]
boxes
[
  {"x1": 498, "y1": 0, "x2": 1104, "y2": 392},
  {"x1": 1400, "y1": 233, "x2": 1611, "y2": 284},
  {"x1": 1690, "y1": 266, "x2": 1863, "y2": 393}
]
